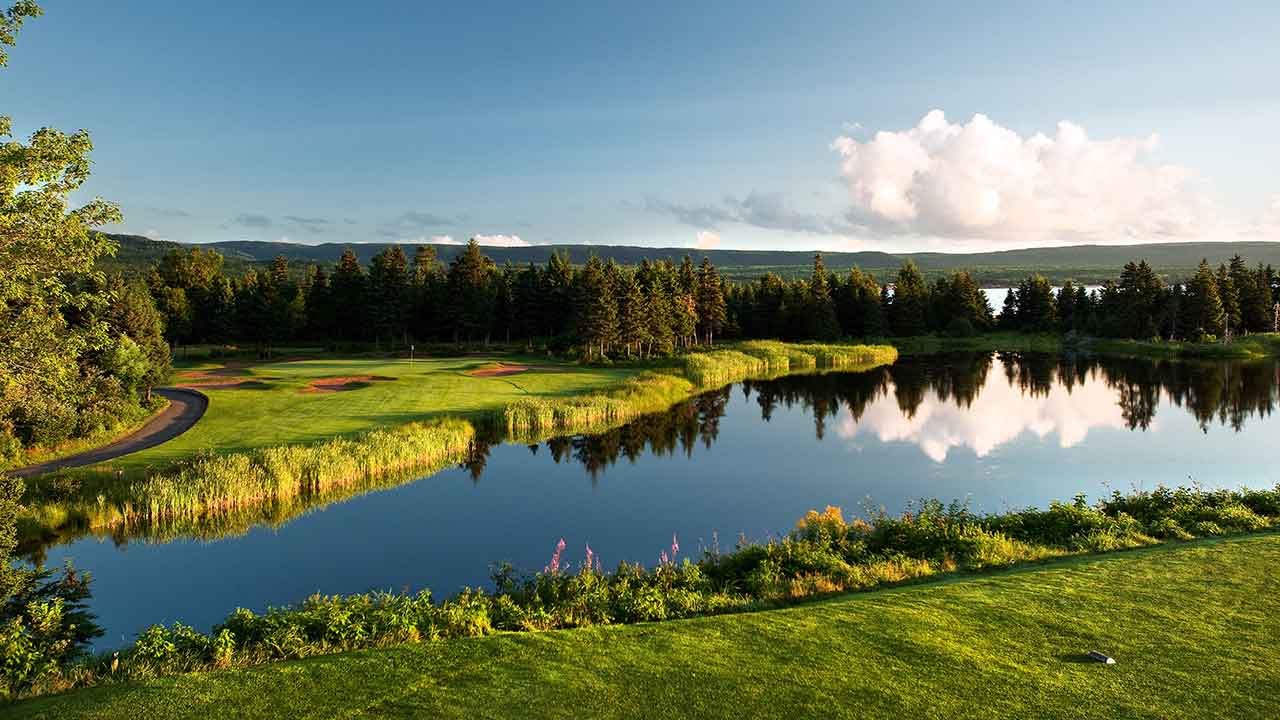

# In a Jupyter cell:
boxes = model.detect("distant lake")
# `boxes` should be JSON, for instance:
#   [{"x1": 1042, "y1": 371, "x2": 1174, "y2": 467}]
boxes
[
  {"x1": 40, "y1": 351, "x2": 1280, "y2": 649},
  {"x1": 983, "y1": 286, "x2": 1104, "y2": 313}
]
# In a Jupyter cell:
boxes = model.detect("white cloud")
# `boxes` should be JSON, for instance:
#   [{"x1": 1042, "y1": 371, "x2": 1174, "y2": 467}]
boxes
[
  {"x1": 837, "y1": 362, "x2": 1133, "y2": 462},
  {"x1": 832, "y1": 110, "x2": 1212, "y2": 242},
  {"x1": 421, "y1": 234, "x2": 529, "y2": 247},
  {"x1": 694, "y1": 230, "x2": 721, "y2": 249},
  {"x1": 1246, "y1": 194, "x2": 1280, "y2": 238},
  {"x1": 472, "y1": 234, "x2": 530, "y2": 247}
]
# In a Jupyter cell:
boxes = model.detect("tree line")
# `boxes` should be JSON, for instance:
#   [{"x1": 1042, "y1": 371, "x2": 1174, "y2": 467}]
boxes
[{"x1": 145, "y1": 240, "x2": 1280, "y2": 360}]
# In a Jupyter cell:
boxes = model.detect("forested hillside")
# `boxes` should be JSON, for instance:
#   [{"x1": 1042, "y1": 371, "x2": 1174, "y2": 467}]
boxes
[{"x1": 101, "y1": 234, "x2": 1280, "y2": 286}]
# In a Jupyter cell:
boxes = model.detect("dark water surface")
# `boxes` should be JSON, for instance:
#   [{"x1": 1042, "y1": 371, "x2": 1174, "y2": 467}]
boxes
[{"x1": 44, "y1": 352, "x2": 1280, "y2": 649}]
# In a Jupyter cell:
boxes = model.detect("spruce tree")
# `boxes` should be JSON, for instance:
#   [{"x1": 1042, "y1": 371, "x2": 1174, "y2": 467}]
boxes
[
  {"x1": 696, "y1": 257, "x2": 728, "y2": 345},
  {"x1": 804, "y1": 253, "x2": 840, "y2": 340},
  {"x1": 889, "y1": 260, "x2": 928, "y2": 336}
]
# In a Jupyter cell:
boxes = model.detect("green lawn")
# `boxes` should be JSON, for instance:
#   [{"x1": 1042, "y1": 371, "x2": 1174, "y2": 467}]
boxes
[
  {"x1": 97, "y1": 354, "x2": 636, "y2": 471},
  {"x1": 14, "y1": 533, "x2": 1278, "y2": 719}
]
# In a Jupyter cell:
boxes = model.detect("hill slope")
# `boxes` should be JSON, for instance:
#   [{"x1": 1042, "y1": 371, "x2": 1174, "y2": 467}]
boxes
[{"x1": 101, "y1": 234, "x2": 1280, "y2": 285}]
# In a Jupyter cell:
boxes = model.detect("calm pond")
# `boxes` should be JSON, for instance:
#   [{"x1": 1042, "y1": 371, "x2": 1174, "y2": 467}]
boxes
[{"x1": 41, "y1": 351, "x2": 1280, "y2": 649}]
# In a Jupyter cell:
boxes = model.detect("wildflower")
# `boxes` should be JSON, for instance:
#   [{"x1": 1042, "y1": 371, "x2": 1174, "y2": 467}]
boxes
[
  {"x1": 585, "y1": 543, "x2": 595, "y2": 573},
  {"x1": 546, "y1": 538, "x2": 566, "y2": 574},
  {"x1": 671, "y1": 533, "x2": 680, "y2": 560},
  {"x1": 659, "y1": 551, "x2": 669, "y2": 565}
]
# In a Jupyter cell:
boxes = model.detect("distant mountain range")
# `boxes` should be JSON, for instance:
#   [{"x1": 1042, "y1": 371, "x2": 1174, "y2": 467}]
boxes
[{"x1": 102, "y1": 234, "x2": 1280, "y2": 287}]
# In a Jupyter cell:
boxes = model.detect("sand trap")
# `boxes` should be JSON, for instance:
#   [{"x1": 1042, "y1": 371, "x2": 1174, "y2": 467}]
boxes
[
  {"x1": 467, "y1": 364, "x2": 532, "y2": 378},
  {"x1": 175, "y1": 376, "x2": 263, "y2": 389},
  {"x1": 302, "y1": 375, "x2": 396, "y2": 393}
]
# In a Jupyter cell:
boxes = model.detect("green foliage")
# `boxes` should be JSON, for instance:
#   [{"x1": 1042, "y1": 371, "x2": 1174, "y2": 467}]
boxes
[{"x1": 10, "y1": 485, "x2": 1280, "y2": 701}]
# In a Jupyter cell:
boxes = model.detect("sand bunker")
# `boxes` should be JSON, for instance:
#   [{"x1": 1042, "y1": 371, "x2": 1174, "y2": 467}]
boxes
[
  {"x1": 466, "y1": 364, "x2": 532, "y2": 378},
  {"x1": 302, "y1": 375, "x2": 396, "y2": 393},
  {"x1": 175, "y1": 376, "x2": 264, "y2": 389}
]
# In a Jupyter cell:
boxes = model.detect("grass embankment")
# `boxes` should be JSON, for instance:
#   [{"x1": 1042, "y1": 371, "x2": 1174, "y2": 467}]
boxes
[
  {"x1": 1082, "y1": 333, "x2": 1280, "y2": 359},
  {"x1": 19, "y1": 343, "x2": 897, "y2": 546},
  {"x1": 503, "y1": 341, "x2": 898, "y2": 440},
  {"x1": 13, "y1": 529, "x2": 1280, "y2": 717}
]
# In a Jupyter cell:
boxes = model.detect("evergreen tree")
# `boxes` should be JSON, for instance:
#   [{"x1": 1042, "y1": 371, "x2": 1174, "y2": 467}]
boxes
[
  {"x1": 445, "y1": 238, "x2": 497, "y2": 343},
  {"x1": 889, "y1": 260, "x2": 928, "y2": 336},
  {"x1": 695, "y1": 257, "x2": 728, "y2": 344},
  {"x1": 618, "y1": 269, "x2": 650, "y2": 357},
  {"x1": 1057, "y1": 280, "x2": 1077, "y2": 332},
  {"x1": 368, "y1": 245, "x2": 410, "y2": 347},
  {"x1": 330, "y1": 248, "x2": 367, "y2": 343},
  {"x1": 1182, "y1": 259, "x2": 1226, "y2": 339},
  {"x1": 1216, "y1": 262, "x2": 1240, "y2": 335},
  {"x1": 803, "y1": 253, "x2": 840, "y2": 340},
  {"x1": 575, "y1": 256, "x2": 619, "y2": 359},
  {"x1": 1015, "y1": 274, "x2": 1058, "y2": 332}
]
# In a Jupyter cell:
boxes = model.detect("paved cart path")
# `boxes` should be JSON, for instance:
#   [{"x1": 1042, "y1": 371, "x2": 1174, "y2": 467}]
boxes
[{"x1": 5, "y1": 388, "x2": 208, "y2": 479}]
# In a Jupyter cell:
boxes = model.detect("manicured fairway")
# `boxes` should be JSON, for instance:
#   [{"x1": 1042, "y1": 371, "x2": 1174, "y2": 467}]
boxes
[
  {"x1": 14, "y1": 534, "x2": 1279, "y2": 719},
  {"x1": 87, "y1": 355, "x2": 637, "y2": 471}
]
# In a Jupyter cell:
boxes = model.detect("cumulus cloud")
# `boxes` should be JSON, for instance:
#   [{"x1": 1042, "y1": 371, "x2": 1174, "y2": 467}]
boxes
[
  {"x1": 647, "y1": 192, "x2": 857, "y2": 236},
  {"x1": 232, "y1": 213, "x2": 272, "y2": 229},
  {"x1": 1246, "y1": 194, "x2": 1280, "y2": 238},
  {"x1": 831, "y1": 110, "x2": 1211, "y2": 242},
  {"x1": 472, "y1": 234, "x2": 530, "y2": 247},
  {"x1": 413, "y1": 234, "x2": 529, "y2": 247},
  {"x1": 694, "y1": 230, "x2": 721, "y2": 250}
]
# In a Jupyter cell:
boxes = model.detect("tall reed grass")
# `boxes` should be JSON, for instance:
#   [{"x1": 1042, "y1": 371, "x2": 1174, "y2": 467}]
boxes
[{"x1": 21, "y1": 418, "x2": 475, "y2": 538}]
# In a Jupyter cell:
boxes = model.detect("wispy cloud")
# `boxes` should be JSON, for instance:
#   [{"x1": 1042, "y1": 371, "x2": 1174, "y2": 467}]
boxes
[
  {"x1": 284, "y1": 215, "x2": 330, "y2": 235},
  {"x1": 646, "y1": 192, "x2": 857, "y2": 236},
  {"x1": 148, "y1": 207, "x2": 193, "y2": 218},
  {"x1": 232, "y1": 213, "x2": 272, "y2": 229}
]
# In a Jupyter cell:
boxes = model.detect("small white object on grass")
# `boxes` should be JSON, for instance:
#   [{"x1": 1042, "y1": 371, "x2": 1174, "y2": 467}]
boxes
[{"x1": 1087, "y1": 651, "x2": 1116, "y2": 665}]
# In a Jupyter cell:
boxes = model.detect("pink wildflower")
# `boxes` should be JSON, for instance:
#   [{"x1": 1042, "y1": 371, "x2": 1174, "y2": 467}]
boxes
[
  {"x1": 585, "y1": 543, "x2": 594, "y2": 572},
  {"x1": 671, "y1": 533, "x2": 680, "y2": 560},
  {"x1": 659, "y1": 550, "x2": 669, "y2": 565},
  {"x1": 546, "y1": 538, "x2": 566, "y2": 574}
]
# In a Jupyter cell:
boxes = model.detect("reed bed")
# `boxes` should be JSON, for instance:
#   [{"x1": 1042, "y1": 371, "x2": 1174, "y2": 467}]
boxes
[{"x1": 23, "y1": 418, "x2": 475, "y2": 537}]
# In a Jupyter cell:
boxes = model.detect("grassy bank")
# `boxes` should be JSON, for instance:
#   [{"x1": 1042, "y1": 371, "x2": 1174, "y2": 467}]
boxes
[
  {"x1": 12, "y1": 530, "x2": 1280, "y2": 718},
  {"x1": 504, "y1": 342, "x2": 898, "y2": 439},
  {"x1": 1082, "y1": 333, "x2": 1280, "y2": 359},
  {"x1": 18, "y1": 343, "x2": 897, "y2": 547},
  {"x1": 0, "y1": 398, "x2": 168, "y2": 473},
  {"x1": 7, "y1": 485, "x2": 1278, "y2": 703}
]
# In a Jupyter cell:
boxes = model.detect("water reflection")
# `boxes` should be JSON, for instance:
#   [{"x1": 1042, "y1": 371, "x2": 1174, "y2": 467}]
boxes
[{"x1": 501, "y1": 352, "x2": 1280, "y2": 471}]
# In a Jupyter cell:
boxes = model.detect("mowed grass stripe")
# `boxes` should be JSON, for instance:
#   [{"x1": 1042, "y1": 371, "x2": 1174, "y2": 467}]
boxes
[{"x1": 15, "y1": 534, "x2": 1279, "y2": 720}]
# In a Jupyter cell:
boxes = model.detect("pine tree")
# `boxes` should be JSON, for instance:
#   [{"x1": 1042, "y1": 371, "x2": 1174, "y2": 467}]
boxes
[
  {"x1": 619, "y1": 270, "x2": 650, "y2": 357},
  {"x1": 1216, "y1": 263, "x2": 1240, "y2": 334},
  {"x1": 889, "y1": 260, "x2": 928, "y2": 336},
  {"x1": 804, "y1": 253, "x2": 840, "y2": 340},
  {"x1": 446, "y1": 238, "x2": 496, "y2": 343},
  {"x1": 330, "y1": 247, "x2": 367, "y2": 343},
  {"x1": 1182, "y1": 259, "x2": 1226, "y2": 339},
  {"x1": 368, "y1": 245, "x2": 410, "y2": 347},
  {"x1": 1057, "y1": 280, "x2": 1077, "y2": 332},
  {"x1": 575, "y1": 256, "x2": 618, "y2": 359},
  {"x1": 695, "y1": 257, "x2": 728, "y2": 345}
]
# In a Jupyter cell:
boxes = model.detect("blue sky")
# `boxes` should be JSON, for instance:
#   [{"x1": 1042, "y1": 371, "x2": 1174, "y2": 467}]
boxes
[{"x1": 5, "y1": 1, "x2": 1280, "y2": 251}]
